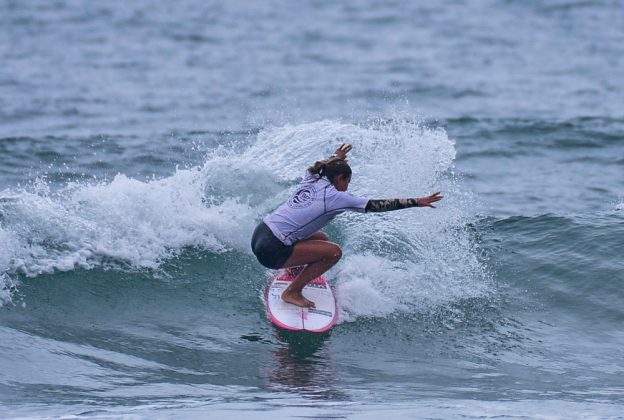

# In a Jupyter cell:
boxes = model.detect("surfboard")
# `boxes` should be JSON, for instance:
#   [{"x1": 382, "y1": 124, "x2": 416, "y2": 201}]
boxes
[{"x1": 265, "y1": 269, "x2": 338, "y2": 333}]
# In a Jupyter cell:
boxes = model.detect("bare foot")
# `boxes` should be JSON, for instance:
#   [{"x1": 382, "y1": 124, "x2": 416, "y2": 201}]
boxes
[{"x1": 282, "y1": 289, "x2": 316, "y2": 308}]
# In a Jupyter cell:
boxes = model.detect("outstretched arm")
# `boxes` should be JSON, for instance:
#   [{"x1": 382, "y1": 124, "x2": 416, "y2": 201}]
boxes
[{"x1": 365, "y1": 192, "x2": 443, "y2": 212}]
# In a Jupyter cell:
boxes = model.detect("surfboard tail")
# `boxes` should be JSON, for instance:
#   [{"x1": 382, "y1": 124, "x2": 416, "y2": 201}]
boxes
[{"x1": 265, "y1": 270, "x2": 337, "y2": 333}]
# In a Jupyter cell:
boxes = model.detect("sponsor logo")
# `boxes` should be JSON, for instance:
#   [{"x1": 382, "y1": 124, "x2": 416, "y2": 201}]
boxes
[
  {"x1": 287, "y1": 186, "x2": 316, "y2": 208},
  {"x1": 308, "y1": 308, "x2": 333, "y2": 317}
]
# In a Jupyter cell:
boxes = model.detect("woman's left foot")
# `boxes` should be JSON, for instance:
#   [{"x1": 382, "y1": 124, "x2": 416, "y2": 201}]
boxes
[{"x1": 282, "y1": 289, "x2": 316, "y2": 308}]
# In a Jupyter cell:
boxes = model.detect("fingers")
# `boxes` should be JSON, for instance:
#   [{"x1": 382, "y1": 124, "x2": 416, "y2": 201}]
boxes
[
  {"x1": 428, "y1": 192, "x2": 443, "y2": 202},
  {"x1": 333, "y1": 143, "x2": 353, "y2": 161},
  {"x1": 422, "y1": 197, "x2": 442, "y2": 205},
  {"x1": 419, "y1": 192, "x2": 444, "y2": 208},
  {"x1": 335, "y1": 143, "x2": 352, "y2": 155}
]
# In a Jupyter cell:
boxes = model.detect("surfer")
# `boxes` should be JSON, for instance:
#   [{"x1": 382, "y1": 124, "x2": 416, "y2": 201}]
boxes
[{"x1": 251, "y1": 144, "x2": 443, "y2": 308}]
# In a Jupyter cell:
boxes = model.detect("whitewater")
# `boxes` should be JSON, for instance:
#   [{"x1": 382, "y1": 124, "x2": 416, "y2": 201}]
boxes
[{"x1": 1, "y1": 0, "x2": 623, "y2": 418}]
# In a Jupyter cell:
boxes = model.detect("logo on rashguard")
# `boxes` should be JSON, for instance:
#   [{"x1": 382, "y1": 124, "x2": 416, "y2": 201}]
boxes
[{"x1": 288, "y1": 187, "x2": 316, "y2": 208}]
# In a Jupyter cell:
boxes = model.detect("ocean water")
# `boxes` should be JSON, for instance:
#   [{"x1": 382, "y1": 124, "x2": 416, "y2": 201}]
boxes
[{"x1": 1, "y1": 0, "x2": 623, "y2": 418}]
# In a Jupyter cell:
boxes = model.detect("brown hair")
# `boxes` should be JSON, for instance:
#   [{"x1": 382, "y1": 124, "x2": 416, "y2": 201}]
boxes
[{"x1": 308, "y1": 157, "x2": 352, "y2": 183}]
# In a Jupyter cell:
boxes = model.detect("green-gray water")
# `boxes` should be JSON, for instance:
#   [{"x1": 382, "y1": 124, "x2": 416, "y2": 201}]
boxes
[{"x1": 1, "y1": 1, "x2": 623, "y2": 418}]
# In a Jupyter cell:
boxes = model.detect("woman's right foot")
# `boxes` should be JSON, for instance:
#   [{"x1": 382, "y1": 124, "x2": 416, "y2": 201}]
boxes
[{"x1": 282, "y1": 289, "x2": 316, "y2": 308}]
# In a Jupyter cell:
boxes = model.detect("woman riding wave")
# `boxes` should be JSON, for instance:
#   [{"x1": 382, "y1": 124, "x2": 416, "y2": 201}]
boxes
[{"x1": 251, "y1": 144, "x2": 443, "y2": 308}]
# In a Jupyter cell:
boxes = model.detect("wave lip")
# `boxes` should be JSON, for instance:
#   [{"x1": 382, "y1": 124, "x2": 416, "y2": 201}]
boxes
[{"x1": 1, "y1": 118, "x2": 489, "y2": 317}]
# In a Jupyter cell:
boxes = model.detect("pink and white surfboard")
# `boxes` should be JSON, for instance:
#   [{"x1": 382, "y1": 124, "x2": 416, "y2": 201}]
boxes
[{"x1": 265, "y1": 270, "x2": 338, "y2": 333}]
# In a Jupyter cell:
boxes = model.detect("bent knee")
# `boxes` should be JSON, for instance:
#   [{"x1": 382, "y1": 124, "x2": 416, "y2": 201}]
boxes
[
  {"x1": 308, "y1": 231, "x2": 330, "y2": 241},
  {"x1": 328, "y1": 244, "x2": 342, "y2": 261}
]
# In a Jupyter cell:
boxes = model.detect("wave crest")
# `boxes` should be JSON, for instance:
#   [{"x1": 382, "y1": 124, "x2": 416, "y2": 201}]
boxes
[{"x1": 1, "y1": 118, "x2": 489, "y2": 316}]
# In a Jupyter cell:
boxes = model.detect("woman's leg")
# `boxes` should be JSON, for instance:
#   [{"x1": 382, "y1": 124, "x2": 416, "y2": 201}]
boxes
[
  {"x1": 284, "y1": 231, "x2": 330, "y2": 276},
  {"x1": 280, "y1": 238, "x2": 342, "y2": 308}
]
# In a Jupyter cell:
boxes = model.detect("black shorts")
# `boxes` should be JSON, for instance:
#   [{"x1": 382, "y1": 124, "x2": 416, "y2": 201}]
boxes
[{"x1": 251, "y1": 222, "x2": 294, "y2": 269}]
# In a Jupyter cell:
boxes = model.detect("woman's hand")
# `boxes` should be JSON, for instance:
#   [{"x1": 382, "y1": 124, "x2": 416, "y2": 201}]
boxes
[
  {"x1": 417, "y1": 192, "x2": 444, "y2": 208},
  {"x1": 333, "y1": 143, "x2": 352, "y2": 160}
]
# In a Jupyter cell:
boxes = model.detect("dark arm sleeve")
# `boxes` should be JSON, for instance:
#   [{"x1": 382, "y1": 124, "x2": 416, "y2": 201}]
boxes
[{"x1": 365, "y1": 198, "x2": 419, "y2": 213}]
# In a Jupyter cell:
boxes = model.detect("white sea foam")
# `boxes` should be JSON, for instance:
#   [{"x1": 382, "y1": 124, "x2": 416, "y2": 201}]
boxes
[
  {"x1": 0, "y1": 227, "x2": 19, "y2": 306},
  {"x1": 0, "y1": 159, "x2": 262, "y2": 294},
  {"x1": 0, "y1": 118, "x2": 489, "y2": 315},
  {"x1": 246, "y1": 118, "x2": 490, "y2": 321}
]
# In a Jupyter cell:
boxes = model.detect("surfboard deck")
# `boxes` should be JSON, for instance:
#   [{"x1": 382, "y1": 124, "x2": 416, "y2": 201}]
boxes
[{"x1": 265, "y1": 269, "x2": 338, "y2": 333}]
